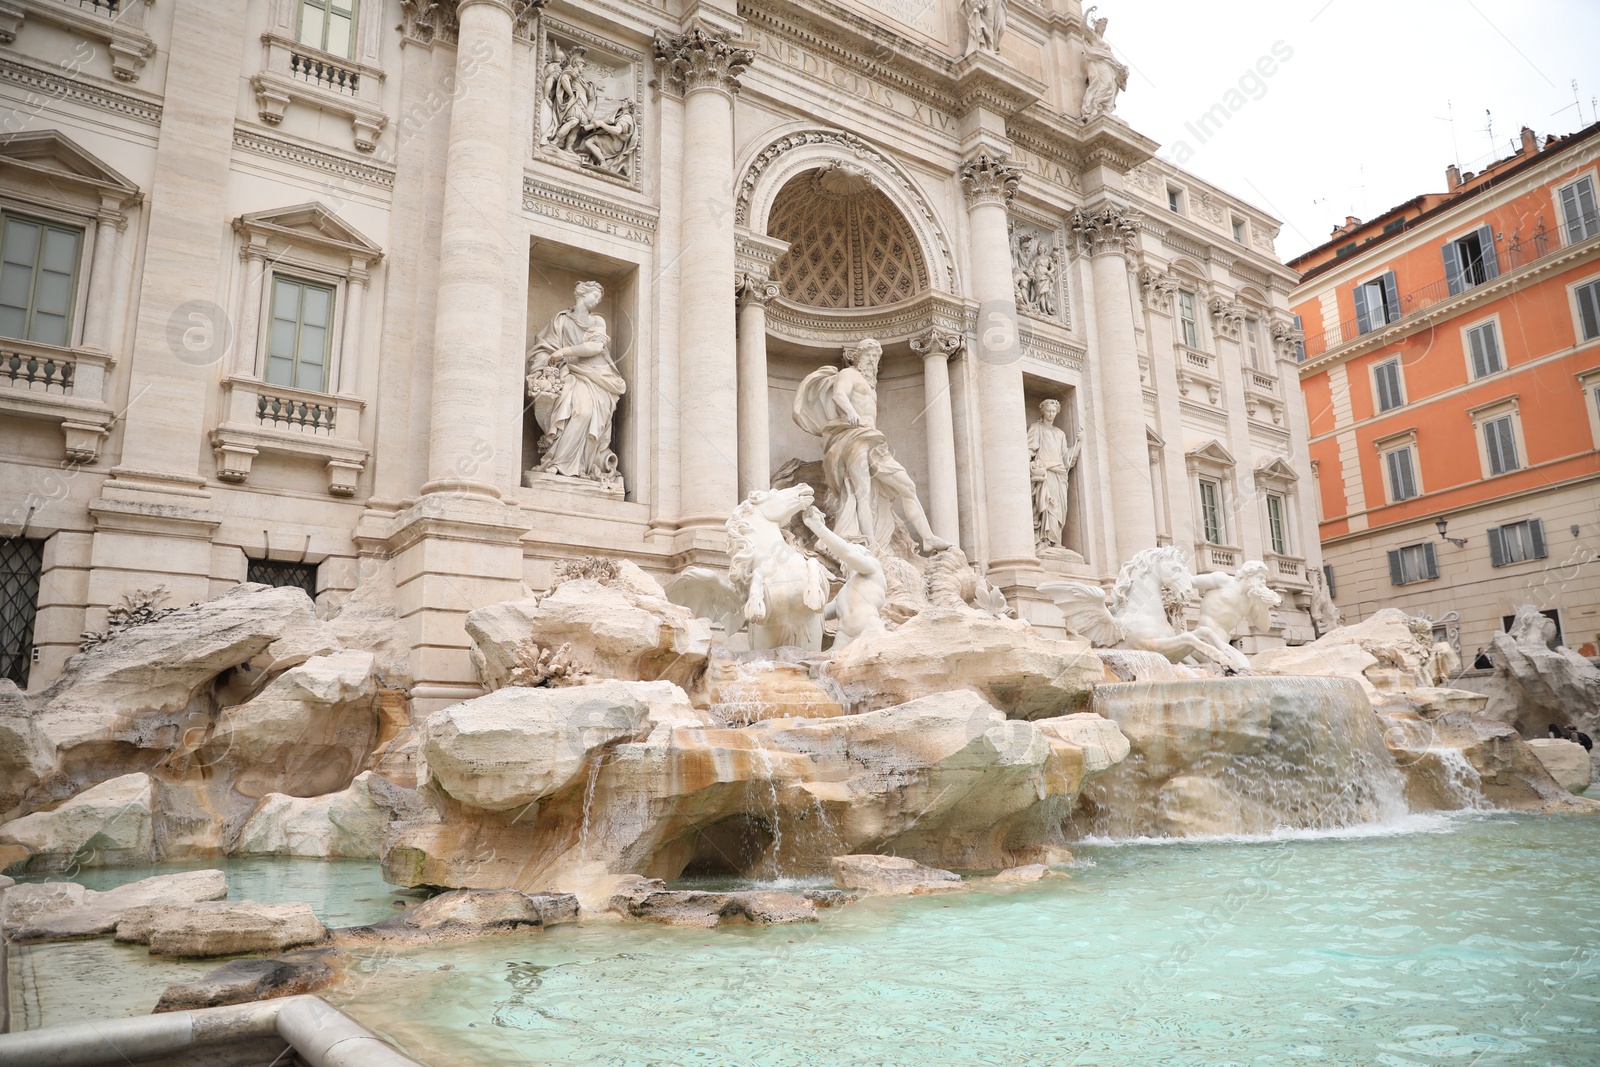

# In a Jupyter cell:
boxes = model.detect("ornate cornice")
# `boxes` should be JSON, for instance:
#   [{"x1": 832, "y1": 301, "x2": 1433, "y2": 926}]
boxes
[
  {"x1": 521, "y1": 174, "x2": 657, "y2": 245},
  {"x1": 0, "y1": 55, "x2": 161, "y2": 125},
  {"x1": 910, "y1": 325, "x2": 965, "y2": 361},
  {"x1": 1071, "y1": 203, "x2": 1140, "y2": 257},
  {"x1": 654, "y1": 24, "x2": 754, "y2": 97},
  {"x1": 958, "y1": 151, "x2": 1021, "y2": 208},
  {"x1": 764, "y1": 291, "x2": 967, "y2": 347},
  {"x1": 233, "y1": 128, "x2": 396, "y2": 188}
]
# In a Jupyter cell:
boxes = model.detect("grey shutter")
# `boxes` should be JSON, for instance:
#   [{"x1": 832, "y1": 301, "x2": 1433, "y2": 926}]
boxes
[
  {"x1": 1353, "y1": 283, "x2": 1372, "y2": 334},
  {"x1": 1468, "y1": 329, "x2": 1487, "y2": 378},
  {"x1": 1382, "y1": 272, "x2": 1400, "y2": 323},
  {"x1": 1497, "y1": 419, "x2": 1517, "y2": 471},
  {"x1": 1562, "y1": 184, "x2": 1582, "y2": 241},
  {"x1": 1476, "y1": 225, "x2": 1499, "y2": 279},
  {"x1": 1387, "y1": 548, "x2": 1404, "y2": 585},
  {"x1": 1484, "y1": 420, "x2": 1506, "y2": 474},
  {"x1": 1422, "y1": 542, "x2": 1439, "y2": 580},
  {"x1": 1577, "y1": 282, "x2": 1600, "y2": 340},
  {"x1": 1487, "y1": 526, "x2": 1507, "y2": 567},
  {"x1": 1442, "y1": 241, "x2": 1464, "y2": 296},
  {"x1": 1578, "y1": 179, "x2": 1599, "y2": 239},
  {"x1": 1322, "y1": 563, "x2": 1336, "y2": 598},
  {"x1": 1481, "y1": 324, "x2": 1500, "y2": 373},
  {"x1": 1530, "y1": 518, "x2": 1546, "y2": 559}
]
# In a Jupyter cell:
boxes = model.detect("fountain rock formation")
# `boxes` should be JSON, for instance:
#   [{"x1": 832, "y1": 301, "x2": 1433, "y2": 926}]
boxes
[
  {"x1": 1476, "y1": 604, "x2": 1600, "y2": 738},
  {"x1": 1068, "y1": 676, "x2": 1410, "y2": 838}
]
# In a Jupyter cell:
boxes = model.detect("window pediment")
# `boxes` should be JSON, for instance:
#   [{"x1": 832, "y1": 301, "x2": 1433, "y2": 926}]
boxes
[
  {"x1": 1252, "y1": 455, "x2": 1299, "y2": 487},
  {"x1": 0, "y1": 130, "x2": 140, "y2": 204},
  {"x1": 1184, "y1": 438, "x2": 1236, "y2": 469},
  {"x1": 234, "y1": 203, "x2": 383, "y2": 262}
]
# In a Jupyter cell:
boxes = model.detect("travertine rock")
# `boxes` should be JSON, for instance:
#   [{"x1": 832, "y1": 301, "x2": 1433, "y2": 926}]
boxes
[
  {"x1": 0, "y1": 772, "x2": 155, "y2": 871},
  {"x1": 1527, "y1": 739, "x2": 1594, "y2": 794},
  {"x1": 466, "y1": 562, "x2": 711, "y2": 690},
  {"x1": 337, "y1": 889, "x2": 579, "y2": 944},
  {"x1": 420, "y1": 681, "x2": 685, "y2": 812},
  {"x1": 830, "y1": 854, "x2": 965, "y2": 895},
  {"x1": 825, "y1": 608, "x2": 1102, "y2": 719},
  {"x1": 137, "y1": 901, "x2": 328, "y2": 958},
  {"x1": 153, "y1": 948, "x2": 344, "y2": 1012},
  {"x1": 1402, "y1": 687, "x2": 1491, "y2": 718},
  {"x1": 991, "y1": 863, "x2": 1052, "y2": 883},
  {"x1": 611, "y1": 884, "x2": 817, "y2": 926},
  {"x1": 1478, "y1": 615, "x2": 1600, "y2": 736},
  {"x1": 1382, "y1": 711, "x2": 1599, "y2": 813},
  {"x1": 6, "y1": 585, "x2": 338, "y2": 819},
  {"x1": 206, "y1": 650, "x2": 380, "y2": 800},
  {"x1": 701, "y1": 655, "x2": 848, "y2": 724},
  {"x1": 3, "y1": 869, "x2": 227, "y2": 942},
  {"x1": 1253, "y1": 608, "x2": 1442, "y2": 700},
  {"x1": 235, "y1": 772, "x2": 424, "y2": 859}
]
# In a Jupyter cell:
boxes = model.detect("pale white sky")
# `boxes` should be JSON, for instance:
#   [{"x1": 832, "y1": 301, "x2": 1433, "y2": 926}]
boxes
[{"x1": 1107, "y1": 0, "x2": 1600, "y2": 261}]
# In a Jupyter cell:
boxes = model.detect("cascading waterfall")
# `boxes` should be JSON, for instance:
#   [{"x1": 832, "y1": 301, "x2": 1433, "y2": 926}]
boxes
[{"x1": 1069, "y1": 676, "x2": 1411, "y2": 839}]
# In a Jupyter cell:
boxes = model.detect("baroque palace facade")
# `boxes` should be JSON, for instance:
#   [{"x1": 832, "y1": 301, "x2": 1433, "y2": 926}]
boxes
[{"x1": 0, "y1": 0, "x2": 1321, "y2": 703}]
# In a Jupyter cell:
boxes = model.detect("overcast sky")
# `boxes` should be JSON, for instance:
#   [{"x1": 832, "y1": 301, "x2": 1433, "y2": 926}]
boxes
[{"x1": 1106, "y1": 0, "x2": 1600, "y2": 261}]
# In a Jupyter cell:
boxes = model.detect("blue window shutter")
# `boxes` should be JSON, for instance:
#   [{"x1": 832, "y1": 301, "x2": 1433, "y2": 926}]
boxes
[
  {"x1": 1354, "y1": 284, "x2": 1372, "y2": 334},
  {"x1": 1442, "y1": 241, "x2": 1464, "y2": 296},
  {"x1": 1388, "y1": 548, "x2": 1404, "y2": 585},
  {"x1": 1476, "y1": 225, "x2": 1499, "y2": 279},
  {"x1": 1488, "y1": 526, "x2": 1507, "y2": 567},
  {"x1": 1382, "y1": 272, "x2": 1400, "y2": 323},
  {"x1": 1422, "y1": 542, "x2": 1439, "y2": 580},
  {"x1": 1530, "y1": 518, "x2": 1546, "y2": 559}
]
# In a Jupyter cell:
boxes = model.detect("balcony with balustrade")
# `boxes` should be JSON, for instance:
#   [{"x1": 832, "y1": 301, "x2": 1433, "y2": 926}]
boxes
[
  {"x1": 1264, "y1": 551, "x2": 1312, "y2": 592},
  {"x1": 211, "y1": 376, "x2": 368, "y2": 496},
  {"x1": 0, "y1": 0, "x2": 156, "y2": 81},
  {"x1": 0, "y1": 338, "x2": 115, "y2": 462},
  {"x1": 251, "y1": 30, "x2": 388, "y2": 152},
  {"x1": 1194, "y1": 542, "x2": 1240, "y2": 573}
]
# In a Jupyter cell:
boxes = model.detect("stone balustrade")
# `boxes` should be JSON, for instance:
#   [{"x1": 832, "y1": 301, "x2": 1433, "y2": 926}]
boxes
[{"x1": 212, "y1": 376, "x2": 368, "y2": 495}]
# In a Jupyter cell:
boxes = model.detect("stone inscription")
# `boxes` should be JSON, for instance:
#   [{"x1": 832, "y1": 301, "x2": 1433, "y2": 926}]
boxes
[
  {"x1": 843, "y1": 0, "x2": 944, "y2": 37},
  {"x1": 748, "y1": 31, "x2": 954, "y2": 133}
]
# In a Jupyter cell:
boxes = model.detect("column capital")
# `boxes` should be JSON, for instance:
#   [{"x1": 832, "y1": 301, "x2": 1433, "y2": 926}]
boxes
[
  {"x1": 400, "y1": 0, "x2": 544, "y2": 47},
  {"x1": 1209, "y1": 296, "x2": 1246, "y2": 340},
  {"x1": 957, "y1": 151, "x2": 1021, "y2": 208},
  {"x1": 1071, "y1": 202, "x2": 1141, "y2": 258},
  {"x1": 654, "y1": 24, "x2": 754, "y2": 97},
  {"x1": 910, "y1": 325, "x2": 966, "y2": 361},
  {"x1": 1138, "y1": 266, "x2": 1178, "y2": 314},
  {"x1": 735, "y1": 270, "x2": 780, "y2": 307}
]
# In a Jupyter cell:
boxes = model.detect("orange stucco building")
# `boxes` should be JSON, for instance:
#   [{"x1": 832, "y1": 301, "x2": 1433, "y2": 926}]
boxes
[{"x1": 1290, "y1": 122, "x2": 1600, "y2": 659}]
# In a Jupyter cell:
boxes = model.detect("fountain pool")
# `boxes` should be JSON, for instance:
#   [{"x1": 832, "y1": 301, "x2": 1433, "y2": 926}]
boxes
[{"x1": 18, "y1": 815, "x2": 1596, "y2": 1064}]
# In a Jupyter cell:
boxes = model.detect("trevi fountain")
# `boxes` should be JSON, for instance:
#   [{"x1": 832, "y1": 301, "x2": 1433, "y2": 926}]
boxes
[{"x1": 0, "y1": 1, "x2": 1598, "y2": 1065}]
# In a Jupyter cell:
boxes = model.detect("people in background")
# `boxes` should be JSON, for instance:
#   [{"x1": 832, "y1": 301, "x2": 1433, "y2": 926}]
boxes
[
  {"x1": 1562, "y1": 724, "x2": 1594, "y2": 752},
  {"x1": 1473, "y1": 647, "x2": 1493, "y2": 670}
]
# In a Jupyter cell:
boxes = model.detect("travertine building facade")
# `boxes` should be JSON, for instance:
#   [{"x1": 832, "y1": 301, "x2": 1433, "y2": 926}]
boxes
[{"x1": 0, "y1": 0, "x2": 1320, "y2": 701}]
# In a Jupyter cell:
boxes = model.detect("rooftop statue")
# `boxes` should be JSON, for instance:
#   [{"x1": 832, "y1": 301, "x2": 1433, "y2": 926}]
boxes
[
  {"x1": 1080, "y1": 8, "x2": 1128, "y2": 122},
  {"x1": 793, "y1": 339, "x2": 952, "y2": 555},
  {"x1": 962, "y1": 0, "x2": 1008, "y2": 55},
  {"x1": 1041, "y1": 546, "x2": 1254, "y2": 672}
]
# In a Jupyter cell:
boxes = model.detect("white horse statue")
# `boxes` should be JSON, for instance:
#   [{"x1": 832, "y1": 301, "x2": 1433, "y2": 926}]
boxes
[
  {"x1": 665, "y1": 483, "x2": 833, "y2": 651},
  {"x1": 1040, "y1": 546, "x2": 1252, "y2": 672}
]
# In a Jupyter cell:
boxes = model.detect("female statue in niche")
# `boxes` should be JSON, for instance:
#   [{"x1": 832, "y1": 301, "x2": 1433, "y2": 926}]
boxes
[
  {"x1": 525, "y1": 280, "x2": 626, "y2": 489},
  {"x1": 1028, "y1": 398, "x2": 1082, "y2": 551}
]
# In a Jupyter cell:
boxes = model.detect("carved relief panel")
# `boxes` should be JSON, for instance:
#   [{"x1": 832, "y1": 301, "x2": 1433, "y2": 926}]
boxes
[
  {"x1": 536, "y1": 23, "x2": 644, "y2": 188},
  {"x1": 1008, "y1": 216, "x2": 1069, "y2": 326}
]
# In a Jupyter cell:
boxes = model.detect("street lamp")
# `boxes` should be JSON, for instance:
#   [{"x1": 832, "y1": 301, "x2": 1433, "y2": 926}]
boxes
[{"x1": 1435, "y1": 516, "x2": 1467, "y2": 548}]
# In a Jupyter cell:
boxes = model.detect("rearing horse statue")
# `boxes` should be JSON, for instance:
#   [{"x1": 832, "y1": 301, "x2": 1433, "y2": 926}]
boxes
[{"x1": 1040, "y1": 546, "x2": 1252, "y2": 672}]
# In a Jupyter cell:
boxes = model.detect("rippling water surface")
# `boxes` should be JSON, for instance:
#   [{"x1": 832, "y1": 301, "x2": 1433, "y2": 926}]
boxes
[{"x1": 325, "y1": 813, "x2": 1600, "y2": 1066}]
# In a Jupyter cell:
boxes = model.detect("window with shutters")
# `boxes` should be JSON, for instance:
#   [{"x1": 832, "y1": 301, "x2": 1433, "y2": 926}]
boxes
[
  {"x1": 1443, "y1": 225, "x2": 1499, "y2": 294},
  {"x1": 1177, "y1": 289, "x2": 1200, "y2": 347},
  {"x1": 0, "y1": 212, "x2": 84, "y2": 348},
  {"x1": 1558, "y1": 175, "x2": 1599, "y2": 245},
  {"x1": 1354, "y1": 272, "x2": 1399, "y2": 334},
  {"x1": 1482, "y1": 415, "x2": 1519, "y2": 475},
  {"x1": 1372, "y1": 358, "x2": 1405, "y2": 412},
  {"x1": 265, "y1": 275, "x2": 335, "y2": 392},
  {"x1": 1198, "y1": 478, "x2": 1224, "y2": 544},
  {"x1": 297, "y1": 0, "x2": 357, "y2": 58},
  {"x1": 1487, "y1": 519, "x2": 1547, "y2": 567},
  {"x1": 1383, "y1": 445, "x2": 1418, "y2": 502},
  {"x1": 1465, "y1": 320, "x2": 1503, "y2": 379},
  {"x1": 1387, "y1": 541, "x2": 1438, "y2": 585},
  {"x1": 1266, "y1": 492, "x2": 1289, "y2": 555},
  {"x1": 1322, "y1": 563, "x2": 1336, "y2": 598},
  {"x1": 1572, "y1": 277, "x2": 1600, "y2": 342}
]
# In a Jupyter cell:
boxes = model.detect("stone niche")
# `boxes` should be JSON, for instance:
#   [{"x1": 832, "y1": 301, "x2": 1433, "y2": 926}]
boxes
[
  {"x1": 1022, "y1": 377, "x2": 1087, "y2": 566},
  {"x1": 523, "y1": 242, "x2": 639, "y2": 500}
]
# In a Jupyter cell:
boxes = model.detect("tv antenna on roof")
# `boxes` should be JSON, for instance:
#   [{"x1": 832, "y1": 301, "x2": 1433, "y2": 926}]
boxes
[
  {"x1": 1434, "y1": 99, "x2": 1460, "y2": 167},
  {"x1": 1482, "y1": 109, "x2": 1495, "y2": 156},
  {"x1": 1551, "y1": 79, "x2": 1586, "y2": 127}
]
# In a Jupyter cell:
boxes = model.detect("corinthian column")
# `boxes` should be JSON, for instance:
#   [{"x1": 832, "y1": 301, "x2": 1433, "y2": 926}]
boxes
[
  {"x1": 422, "y1": 0, "x2": 516, "y2": 499},
  {"x1": 1074, "y1": 202, "x2": 1156, "y2": 559},
  {"x1": 910, "y1": 326, "x2": 963, "y2": 544},
  {"x1": 958, "y1": 152, "x2": 1036, "y2": 569},
  {"x1": 656, "y1": 25, "x2": 753, "y2": 532},
  {"x1": 735, "y1": 270, "x2": 779, "y2": 497}
]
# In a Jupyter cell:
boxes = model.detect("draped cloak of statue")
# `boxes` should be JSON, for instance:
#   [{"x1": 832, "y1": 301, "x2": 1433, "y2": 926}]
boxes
[
  {"x1": 793, "y1": 365, "x2": 906, "y2": 547},
  {"x1": 1028, "y1": 415, "x2": 1081, "y2": 548},
  {"x1": 526, "y1": 304, "x2": 626, "y2": 482}
]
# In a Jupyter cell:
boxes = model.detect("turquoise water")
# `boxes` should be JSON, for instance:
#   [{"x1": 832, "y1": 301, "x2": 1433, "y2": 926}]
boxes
[{"x1": 325, "y1": 814, "x2": 1600, "y2": 1067}]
